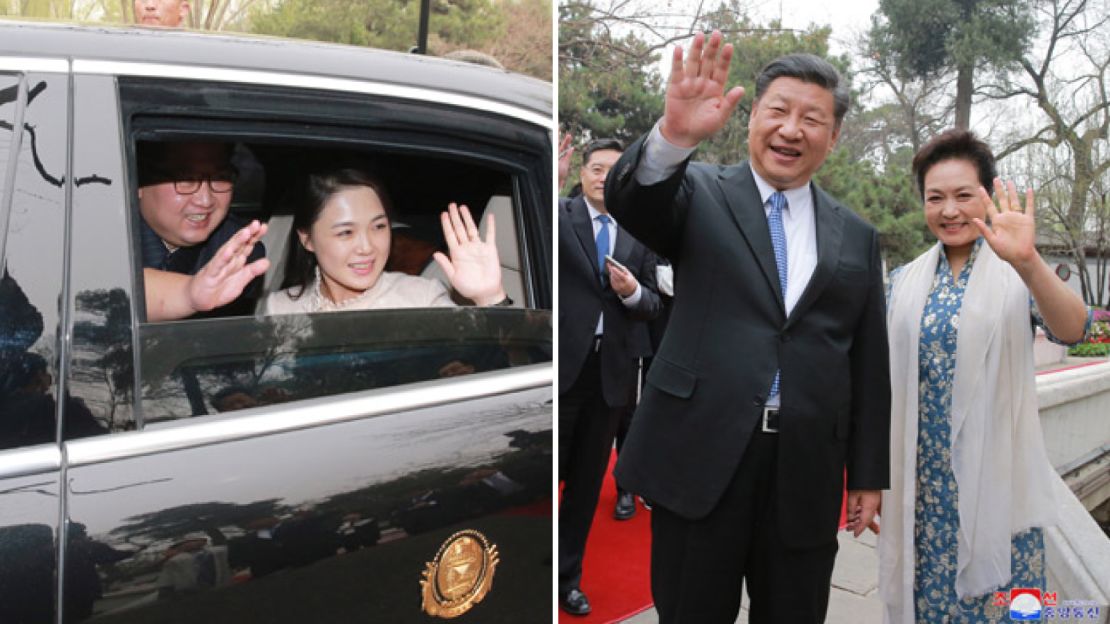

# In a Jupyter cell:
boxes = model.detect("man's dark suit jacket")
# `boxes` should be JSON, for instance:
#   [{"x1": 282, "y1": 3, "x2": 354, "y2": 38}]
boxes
[
  {"x1": 606, "y1": 135, "x2": 891, "y2": 549},
  {"x1": 558, "y1": 195, "x2": 662, "y2": 406}
]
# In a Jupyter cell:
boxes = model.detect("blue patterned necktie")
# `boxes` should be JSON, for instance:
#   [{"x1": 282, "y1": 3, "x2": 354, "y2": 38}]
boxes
[
  {"x1": 595, "y1": 214, "x2": 611, "y2": 283},
  {"x1": 768, "y1": 191, "x2": 788, "y2": 399}
]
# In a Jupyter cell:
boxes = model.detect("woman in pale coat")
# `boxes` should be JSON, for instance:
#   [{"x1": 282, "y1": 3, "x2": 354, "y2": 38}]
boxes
[
  {"x1": 877, "y1": 129, "x2": 1091, "y2": 623},
  {"x1": 264, "y1": 167, "x2": 509, "y2": 314}
]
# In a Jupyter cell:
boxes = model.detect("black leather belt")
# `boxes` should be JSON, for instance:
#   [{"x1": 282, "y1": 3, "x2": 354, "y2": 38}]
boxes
[{"x1": 761, "y1": 407, "x2": 780, "y2": 434}]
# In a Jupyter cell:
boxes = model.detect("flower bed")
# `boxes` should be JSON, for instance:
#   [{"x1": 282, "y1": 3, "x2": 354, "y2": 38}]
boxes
[{"x1": 1068, "y1": 314, "x2": 1110, "y2": 356}]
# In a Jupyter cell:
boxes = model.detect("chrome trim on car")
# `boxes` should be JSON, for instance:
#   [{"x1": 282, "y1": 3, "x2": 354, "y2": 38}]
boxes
[
  {"x1": 0, "y1": 445, "x2": 63, "y2": 479},
  {"x1": 66, "y1": 363, "x2": 552, "y2": 467},
  {"x1": 0, "y1": 56, "x2": 69, "y2": 73},
  {"x1": 71, "y1": 60, "x2": 553, "y2": 129}
]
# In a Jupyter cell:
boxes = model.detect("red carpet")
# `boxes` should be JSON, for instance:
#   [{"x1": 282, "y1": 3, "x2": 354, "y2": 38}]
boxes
[
  {"x1": 559, "y1": 451, "x2": 653, "y2": 624},
  {"x1": 560, "y1": 452, "x2": 851, "y2": 624}
]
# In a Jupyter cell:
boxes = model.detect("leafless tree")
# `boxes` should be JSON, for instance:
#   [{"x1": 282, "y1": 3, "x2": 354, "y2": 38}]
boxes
[{"x1": 977, "y1": 0, "x2": 1110, "y2": 305}]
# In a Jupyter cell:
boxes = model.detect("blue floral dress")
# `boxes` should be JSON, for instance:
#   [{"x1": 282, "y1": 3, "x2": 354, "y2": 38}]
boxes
[{"x1": 890, "y1": 239, "x2": 1092, "y2": 623}]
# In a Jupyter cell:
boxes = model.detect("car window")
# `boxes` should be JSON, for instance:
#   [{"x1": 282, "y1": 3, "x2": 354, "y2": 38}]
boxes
[
  {"x1": 122, "y1": 79, "x2": 552, "y2": 423},
  {"x1": 0, "y1": 72, "x2": 76, "y2": 451},
  {"x1": 140, "y1": 307, "x2": 551, "y2": 422}
]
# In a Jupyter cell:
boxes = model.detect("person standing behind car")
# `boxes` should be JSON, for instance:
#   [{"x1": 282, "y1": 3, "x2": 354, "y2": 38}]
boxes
[
  {"x1": 558, "y1": 137, "x2": 662, "y2": 616},
  {"x1": 134, "y1": 0, "x2": 189, "y2": 28},
  {"x1": 138, "y1": 141, "x2": 269, "y2": 321}
]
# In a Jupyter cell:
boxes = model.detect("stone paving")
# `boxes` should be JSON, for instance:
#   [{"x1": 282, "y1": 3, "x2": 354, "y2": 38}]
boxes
[{"x1": 619, "y1": 530, "x2": 883, "y2": 624}]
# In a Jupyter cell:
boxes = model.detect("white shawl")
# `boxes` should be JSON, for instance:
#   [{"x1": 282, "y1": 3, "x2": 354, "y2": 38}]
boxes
[{"x1": 879, "y1": 242, "x2": 1058, "y2": 624}]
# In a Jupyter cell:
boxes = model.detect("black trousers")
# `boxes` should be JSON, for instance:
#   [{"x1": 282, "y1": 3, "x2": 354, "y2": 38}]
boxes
[
  {"x1": 650, "y1": 424, "x2": 839, "y2": 623},
  {"x1": 557, "y1": 346, "x2": 624, "y2": 594}
]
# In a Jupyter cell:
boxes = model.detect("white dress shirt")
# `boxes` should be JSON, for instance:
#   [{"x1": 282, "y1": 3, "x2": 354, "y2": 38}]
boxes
[{"x1": 634, "y1": 122, "x2": 820, "y2": 406}]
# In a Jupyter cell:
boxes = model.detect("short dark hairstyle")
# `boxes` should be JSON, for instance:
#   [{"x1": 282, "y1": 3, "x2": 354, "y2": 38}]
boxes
[
  {"x1": 283, "y1": 167, "x2": 394, "y2": 299},
  {"x1": 911, "y1": 129, "x2": 997, "y2": 198},
  {"x1": 581, "y1": 139, "x2": 623, "y2": 167},
  {"x1": 754, "y1": 54, "x2": 850, "y2": 126},
  {"x1": 136, "y1": 141, "x2": 234, "y2": 187}
]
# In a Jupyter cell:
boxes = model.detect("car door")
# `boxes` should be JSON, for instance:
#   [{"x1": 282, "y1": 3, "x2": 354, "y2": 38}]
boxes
[
  {"x1": 56, "y1": 57, "x2": 552, "y2": 623},
  {"x1": 0, "y1": 62, "x2": 72, "y2": 624}
]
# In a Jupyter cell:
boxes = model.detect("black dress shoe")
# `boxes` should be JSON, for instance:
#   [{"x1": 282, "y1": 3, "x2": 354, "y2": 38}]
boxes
[
  {"x1": 614, "y1": 491, "x2": 636, "y2": 520},
  {"x1": 560, "y1": 588, "x2": 591, "y2": 615}
]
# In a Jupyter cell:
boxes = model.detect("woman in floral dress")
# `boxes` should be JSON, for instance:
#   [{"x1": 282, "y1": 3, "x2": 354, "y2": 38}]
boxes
[{"x1": 877, "y1": 130, "x2": 1092, "y2": 623}]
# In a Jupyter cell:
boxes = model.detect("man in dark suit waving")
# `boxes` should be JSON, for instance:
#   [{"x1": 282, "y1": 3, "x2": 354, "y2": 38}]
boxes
[
  {"x1": 558, "y1": 138, "x2": 662, "y2": 616},
  {"x1": 606, "y1": 33, "x2": 891, "y2": 623}
]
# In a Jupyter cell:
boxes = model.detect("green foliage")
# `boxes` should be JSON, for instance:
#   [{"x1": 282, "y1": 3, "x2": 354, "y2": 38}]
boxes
[
  {"x1": 557, "y1": 1, "x2": 663, "y2": 144},
  {"x1": 250, "y1": 0, "x2": 504, "y2": 53},
  {"x1": 815, "y1": 146, "x2": 931, "y2": 268},
  {"x1": 1067, "y1": 342, "x2": 1110, "y2": 357},
  {"x1": 876, "y1": 0, "x2": 1032, "y2": 77},
  {"x1": 872, "y1": 0, "x2": 1033, "y2": 126},
  {"x1": 1066, "y1": 321, "x2": 1110, "y2": 356}
]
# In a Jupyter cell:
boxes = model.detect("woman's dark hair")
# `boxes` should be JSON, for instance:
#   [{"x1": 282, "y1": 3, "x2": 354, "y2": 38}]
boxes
[
  {"x1": 282, "y1": 167, "x2": 394, "y2": 299},
  {"x1": 911, "y1": 129, "x2": 997, "y2": 198}
]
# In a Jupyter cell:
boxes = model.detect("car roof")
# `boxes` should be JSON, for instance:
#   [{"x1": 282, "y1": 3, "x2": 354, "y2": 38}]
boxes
[{"x1": 0, "y1": 19, "x2": 551, "y2": 124}]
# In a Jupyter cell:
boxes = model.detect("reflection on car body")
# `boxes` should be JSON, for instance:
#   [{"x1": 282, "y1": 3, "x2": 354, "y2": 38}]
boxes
[{"x1": 0, "y1": 20, "x2": 551, "y2": 623}]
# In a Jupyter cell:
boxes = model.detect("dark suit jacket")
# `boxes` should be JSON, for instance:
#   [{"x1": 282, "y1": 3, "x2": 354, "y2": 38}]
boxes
[
  {"x1": 558, "y1": 195, "x2": 663, "y2": 407},
  {"x1": 606, "y1": 135, "x2": 891, "y2": 549}
]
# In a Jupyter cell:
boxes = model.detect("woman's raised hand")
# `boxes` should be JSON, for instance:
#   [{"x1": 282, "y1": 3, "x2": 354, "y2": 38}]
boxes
[
  {"x1": 972, "y1": 178, "x2": 1038, "y2": 271},
  {"x1": 433, "y1": 203, "x2": 507, "y2": 307}
]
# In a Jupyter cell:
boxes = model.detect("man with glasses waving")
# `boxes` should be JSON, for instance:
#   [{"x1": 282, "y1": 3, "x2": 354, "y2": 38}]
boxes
[{"x1": 138, "y1": 141, "x2": 269, "y2": 321}]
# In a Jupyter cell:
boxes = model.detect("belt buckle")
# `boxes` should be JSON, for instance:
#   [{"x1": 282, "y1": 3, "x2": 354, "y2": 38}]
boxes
[{"x1": 761, "y1": 407, "x2": 779, "y2": 433}]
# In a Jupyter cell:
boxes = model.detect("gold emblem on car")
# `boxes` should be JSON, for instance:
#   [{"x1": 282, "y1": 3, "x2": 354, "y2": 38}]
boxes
[{"x1": 420, "y1": 529, "x2": 500, "y2": 618}]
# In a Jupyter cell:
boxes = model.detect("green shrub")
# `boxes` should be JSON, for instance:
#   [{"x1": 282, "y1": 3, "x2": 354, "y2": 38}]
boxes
[{"x1": 1068, "y1": 342, "x2": 1110, "y2": 357}]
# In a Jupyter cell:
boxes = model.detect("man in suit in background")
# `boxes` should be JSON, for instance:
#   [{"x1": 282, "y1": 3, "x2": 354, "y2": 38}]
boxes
[
  {"x1": 558, "y1": 138, "x2": 662, "y2": 616},
  {"x1": 606, "y1": 33, "x2": 891, "y2": 623}
]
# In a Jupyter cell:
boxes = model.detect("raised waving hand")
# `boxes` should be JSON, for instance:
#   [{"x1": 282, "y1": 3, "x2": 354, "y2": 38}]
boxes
[
  {"x1": 433, "y1": 203, "x2": 507, "y2": 307},
  {"x1": 660, "y1": 30, "x2": 747, "y2": 148},
  {"x1": 972, "y1": 178, "x2": 1037, "y2": 271},
  {"x1": 558, "y1": 132, "x2": 575, "y2": 192},
  {"x1": 145, "y1": 220, "x2": 270, "y2": 321}
]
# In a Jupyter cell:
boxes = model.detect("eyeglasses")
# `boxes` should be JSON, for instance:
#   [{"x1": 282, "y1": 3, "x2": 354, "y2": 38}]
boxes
[{"x1": 173, "y1": 172, "x2": 237, "y2": 194}]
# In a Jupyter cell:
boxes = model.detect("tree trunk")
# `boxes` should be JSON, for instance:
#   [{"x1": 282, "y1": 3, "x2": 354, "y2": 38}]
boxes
[
  {"x1": 1096, "y1": 192, "x2": 1109, "y2": 307},
  {"x1": 1073, "y1": 244, "x2": 1092, "y2": 304},
  {"x1": 955, "y1": 63, "x2": 973, "y2": 130}
]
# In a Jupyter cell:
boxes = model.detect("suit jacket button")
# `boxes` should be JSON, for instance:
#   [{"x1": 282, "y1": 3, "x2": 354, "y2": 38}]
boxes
[{"x1": 752, "y1": 396, "x2": 762, "y2": 406}]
